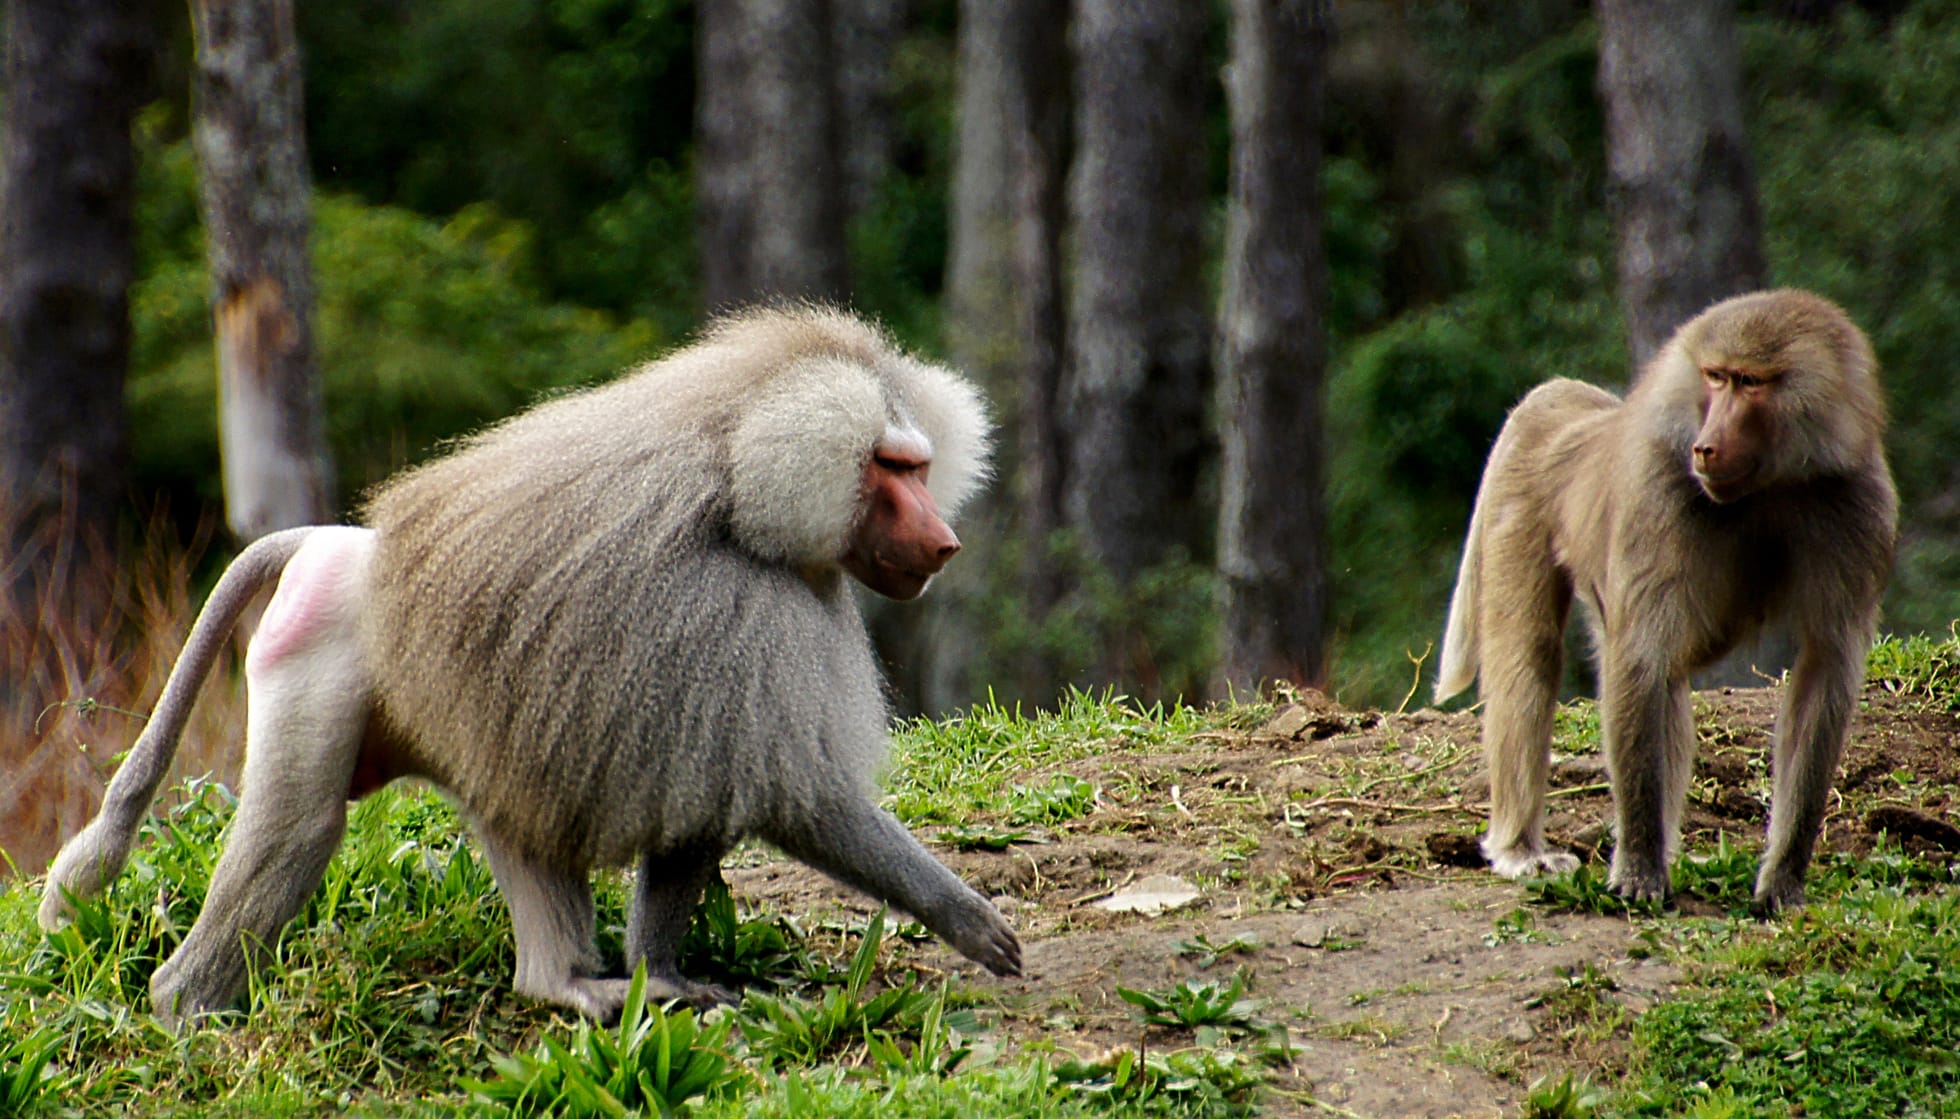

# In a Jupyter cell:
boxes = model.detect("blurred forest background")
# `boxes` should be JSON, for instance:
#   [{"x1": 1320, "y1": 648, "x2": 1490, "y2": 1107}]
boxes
[{"x1": 3, "y1": 0, "x2": 1958, "y2": 840}]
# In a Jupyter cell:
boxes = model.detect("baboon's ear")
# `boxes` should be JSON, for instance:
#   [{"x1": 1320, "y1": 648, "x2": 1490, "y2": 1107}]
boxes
[{"x1": 726, "y1": 356, "x2": 886, "y2": 565}]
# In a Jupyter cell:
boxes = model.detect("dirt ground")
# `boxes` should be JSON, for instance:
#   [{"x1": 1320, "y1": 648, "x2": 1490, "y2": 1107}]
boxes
[{"x1": 728, "y1": 684, "x2": 1960, "y2": 1118}]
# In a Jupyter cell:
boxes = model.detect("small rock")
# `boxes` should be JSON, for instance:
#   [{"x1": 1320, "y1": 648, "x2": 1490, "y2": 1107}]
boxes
[
  {"x1": 1092, "y1": 874, "x2": 1201, "y2": 915},
  {"x1": 1264, "y1": 705, "x2": 1312, "y2": 739},
  {"x1": 1570, "y1": 821, "x2": 1610, "y2": 852},
  {"x1": 1292, "y1": 919, "x2": 1355, "y2": 948},
  {"x1": 1503, "y1": 1018, "x2": 1536, "y2": 1043}
]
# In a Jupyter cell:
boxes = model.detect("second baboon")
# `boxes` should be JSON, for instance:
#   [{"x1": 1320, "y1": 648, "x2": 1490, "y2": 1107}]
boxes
[
  {"x1": 1435, "y1": 289, "x2": 1895, "y2": 912},
  {"x1": 41, "y1": 306, "x2": 1021, "y2": 1027}
]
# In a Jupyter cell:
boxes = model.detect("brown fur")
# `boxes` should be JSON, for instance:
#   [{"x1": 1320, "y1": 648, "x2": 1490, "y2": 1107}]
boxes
[
  {"x1": 41, "y1": 305, "x2": 1019, "y2": 1026},
  {"x1": 1436, "y1": 289, "x2": 1895, "y2": 911}
]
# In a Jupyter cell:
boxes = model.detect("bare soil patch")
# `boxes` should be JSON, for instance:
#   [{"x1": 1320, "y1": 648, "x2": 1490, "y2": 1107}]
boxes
[{"x1": 729, "y1": 684, "x2": 1960, "y2": 1117}]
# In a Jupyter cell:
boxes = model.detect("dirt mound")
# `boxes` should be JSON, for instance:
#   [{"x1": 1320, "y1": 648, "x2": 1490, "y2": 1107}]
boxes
[{"x1": 729, "y1": 684, "x2": 1960, "y2": 1116}]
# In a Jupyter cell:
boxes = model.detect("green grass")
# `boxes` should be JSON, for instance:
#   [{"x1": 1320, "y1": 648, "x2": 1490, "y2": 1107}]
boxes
[
  {"x1": 0, "y1": 694, "x2": 1275, "y2": 1118},
  {"x1": 884, "y1": 689, "x2": 1263, "y2": 826},
  {"x1": 13, "y1": 653, "x2": 1960, "y2": 1117},
  {"x1": 1867, "y1": 629, "x2": 1960, "y2": 711},
  {"x1": 1620, "y1": 878, "x2": 1960, "y2": 1117}
]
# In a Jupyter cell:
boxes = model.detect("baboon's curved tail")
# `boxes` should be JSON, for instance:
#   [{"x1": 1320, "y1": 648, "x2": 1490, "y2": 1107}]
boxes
[
  {"x1": 38, "y1": 527, "x2": 319, "y2": 931},
  {"x1": 1434, "y1": 501, "x2": 1483, "y2": 703}
]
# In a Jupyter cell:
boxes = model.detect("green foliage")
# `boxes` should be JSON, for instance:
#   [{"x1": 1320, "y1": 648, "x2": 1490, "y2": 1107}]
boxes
[
  {"x1": 128, "y1": 124, "x2": 659, "y2": 518},
  {"x1": 735, "y1": 910, "x2": 973, "y2": 1072},
  {"x1": 1625, "y1": 887, "x2": 1960, "y2": 1116},
  {"x1": 299, "y1": 0, "x2": 699, "y2": 323},
  {"x1": 1552, "y1": 700, "x2": 1602, "y2": 754},
  {"x1": 1522, "y1": 1071, "x2": 1607, "y2": 1119},
  {"x1": 964, "y1": 532, "x2": 1220, "y2": 710},
  {"x1": 469, "y1": 967, "x2": 744, "y2": 1117},
  {"x1": 677, "y1": 878, "x2": 809, "y2": 990},
  {"x1": 0, "y1": 1028, "x2": 70, "y2": 1117},
  {"x1": 1668, "y1": 835, "x2": 1769, "y2": 913},
  {"x1": 885, "y1": 690, "x2": 1238, "y2": 827},
  {"x1": 1050, "y1": 1046, "x2": 1267, "y2": 1118},
  {"x1": 1118, "y1": 973, "x2": 1264, "y2": 1034},
  {"x1": 1005, "y1": 775, "x2": 1098, "y2": 826},
  {"x1": 1485, "y1": 907, "x2": 1551, "y2": 947},
  {"x1": 1174, "y1": 933, "x2": 1262, "y2": 969},
  {"x1": 1867, "y1": 630, "x2": 1960, "y2": 712},
  {"x1": 1524, "y1": 865, "x2": 1667, "y2": 919}
]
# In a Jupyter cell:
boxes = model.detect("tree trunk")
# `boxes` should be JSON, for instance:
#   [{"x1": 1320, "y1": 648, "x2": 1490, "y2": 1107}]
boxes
[
  {"x1": 943, "y1": 0, "x2": 1071, "y2": 706},
  {"x1": 192, "y1": 0, "x2": 334, "y2": 541},
  {"x1": 1596, "y1": 0, "x2": 1767, "y2": 370},
  {"x1": 833, "y1": 0, "x2": 901, "y2": 219},
  {"x1": 0, "y1": 0, "x2": 150, "y2": 680},
  {"x1": 1063, "y1": 0, "x2": 1213, "y2": 690},
  {"x1": 1063, "y1": 0, "x2": 1212, "y2": 584},
  {"x1": 1216, "y1": 0, "x2": 1333, "y2": 696},
  {"x1": 693, "y1": 0, "x2": 850, "y2": 310},
  {"x1": 947, "y1": 3, "x2": 1070, "y2": 562},
  {"x1": 1597, "y1": 0, "x2": 1785, "y2": 686},
  {"x1": 693, "y1": 0, "x2": 757, "y2": 310}
]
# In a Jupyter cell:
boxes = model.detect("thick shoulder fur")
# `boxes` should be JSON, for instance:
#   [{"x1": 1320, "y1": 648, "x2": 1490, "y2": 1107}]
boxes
[{"x1": 367, "y1": 304, "x2": 993, "y2": 571}]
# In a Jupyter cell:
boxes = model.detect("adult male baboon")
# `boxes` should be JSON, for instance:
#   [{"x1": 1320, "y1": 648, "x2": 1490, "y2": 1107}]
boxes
[
  {"x1": 1435, "y1": 289, "x2": 1895, "y2": 913},
  {"x1": 40, "y1": 306, "x2": 1021, "y2": 1027}
]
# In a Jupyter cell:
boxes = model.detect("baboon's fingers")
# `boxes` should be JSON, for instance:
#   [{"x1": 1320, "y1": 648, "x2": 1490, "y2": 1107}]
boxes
[{"x1": 944, "y1": 897, "x2": 1027, "y2": 975}]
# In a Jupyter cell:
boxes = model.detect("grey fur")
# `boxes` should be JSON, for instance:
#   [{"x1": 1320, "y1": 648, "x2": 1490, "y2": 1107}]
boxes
[{"x1": 40, "y1": 306, "x2": 1018, "y2": 1027}]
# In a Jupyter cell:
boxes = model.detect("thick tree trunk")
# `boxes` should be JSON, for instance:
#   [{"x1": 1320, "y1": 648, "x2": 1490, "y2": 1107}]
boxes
[
  {"x1": 943, "y1": 0, "x2": 1071, "y2": 706},
  {"x1": 192, "y1": 0, "x2": 334, "y2": 541},
  {"x1": 948, "y1": 0, "x2": 1070, "y2": 564},
  {"x1": 1596, "y1": 0, "x2": 1767, "y2": 370},
  {"x1": 0, "y1": 0, "x2": 150, "y2": 675},
  {"x1": 1063, "y1": 0, "x2": 1211, "y2": 581},
  {"x1": 1216, "y1": 0, "x2": 1333, "y2": 696},
  {"x1": 1062, "y1": 0, "x2": 1213, "y2": 689},
  {"x1": 834, "y1": 0, "x2": 901, "y2": 219},
  {"x1": 693, "y1": 0, "x2": 757, "y2": 310},
  {"x1": 693, "y1": 0, "x2": 850, "y2": 310},
  {"x1": 1596, "y1": 0, "x2": 1785, "y2": 685}
]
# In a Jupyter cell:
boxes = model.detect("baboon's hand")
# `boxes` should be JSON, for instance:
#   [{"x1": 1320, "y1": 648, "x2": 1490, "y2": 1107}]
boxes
[
  {"x1": 940, "y1": 889, "x2": 1022, "y2": 977},
  {"x1": 1749, "y1": 869, "x2": 1805, "y2": 917},
  {"x1": 1482, "y1": 841, "x2": 1579, "y2": 881},
  {"x1": 1607, "y1": 856, "x2": 1672, "y2": 905}
]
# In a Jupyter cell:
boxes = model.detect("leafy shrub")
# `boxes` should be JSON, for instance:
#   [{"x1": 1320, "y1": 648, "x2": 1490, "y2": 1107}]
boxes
[
  {"x1": 128, "y1": 125, "x2": 659, "y2": 520},
  {"x1": 468, "y1": 967, "x2": 744, "y2": 1117}
]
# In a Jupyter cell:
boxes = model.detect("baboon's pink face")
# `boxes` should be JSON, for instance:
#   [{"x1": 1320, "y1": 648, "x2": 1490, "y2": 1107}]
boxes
[
  {"x1": 843, "y1": 444, "x2": 960, "y2": 600},
  {"x1": 1692, "y1": 364, "x2": 1775, "y2": 503}
]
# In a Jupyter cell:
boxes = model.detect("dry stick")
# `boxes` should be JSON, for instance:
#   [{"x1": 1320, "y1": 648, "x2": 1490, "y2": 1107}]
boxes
[
  {"x1": 1291, "y1": 796, "x2": 1473, "y2": 817},
  {"x1": 1396, "y1": 641, "x2": 1434, "y2": 716}
]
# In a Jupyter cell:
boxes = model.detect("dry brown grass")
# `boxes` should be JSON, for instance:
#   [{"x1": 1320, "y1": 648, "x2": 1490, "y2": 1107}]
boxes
[{"x1": 1, "y1": 518, "x2": 247, "y2": 878}]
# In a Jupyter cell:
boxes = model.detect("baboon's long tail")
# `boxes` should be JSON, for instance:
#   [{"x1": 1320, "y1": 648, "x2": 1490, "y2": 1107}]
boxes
[
  {"x1": 38, "y1": 527, "x2": 319, "y2": 931},
  {"x1": 1434, "y1": 500, "x2": 1483, "y2": 703}
]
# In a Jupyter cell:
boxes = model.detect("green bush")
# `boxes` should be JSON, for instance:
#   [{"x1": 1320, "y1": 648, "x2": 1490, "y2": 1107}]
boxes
[{"x1": 128, "y1": 128, "x2": 659, "y2": 518}]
